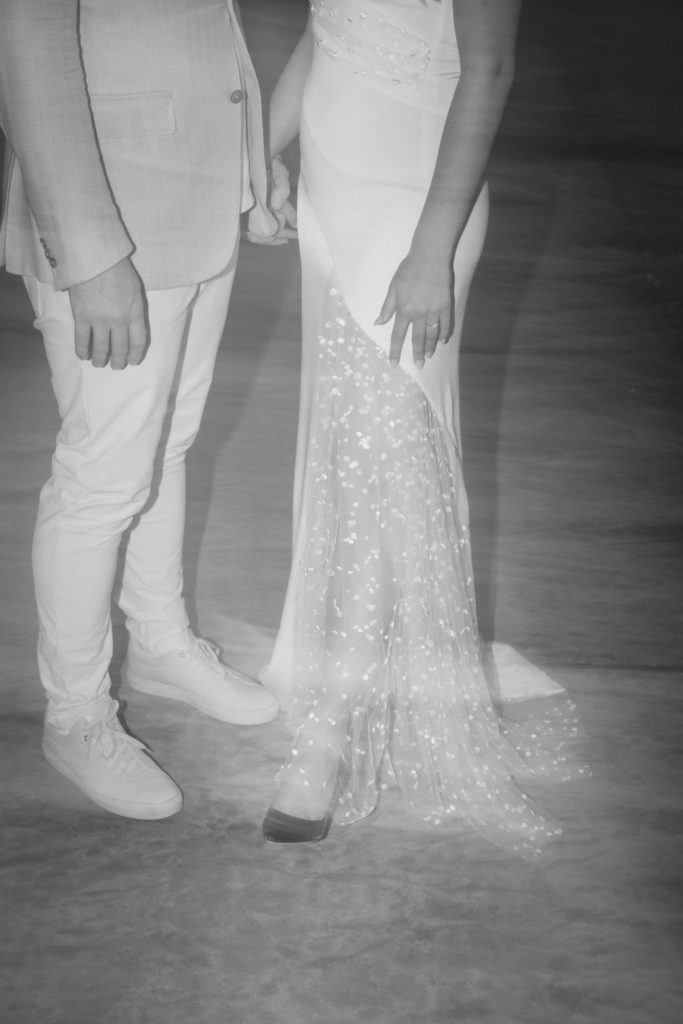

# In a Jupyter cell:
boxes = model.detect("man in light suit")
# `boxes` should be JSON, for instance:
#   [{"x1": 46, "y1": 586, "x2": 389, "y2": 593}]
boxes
[{"x1": 0, "y1": 0, "x2": 286, "y2": 819}]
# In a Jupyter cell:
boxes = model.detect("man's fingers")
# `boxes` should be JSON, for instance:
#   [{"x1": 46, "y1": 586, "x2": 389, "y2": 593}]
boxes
[
  {"x1": 127, "y1": 317, "x2": 148, "y2": 366},
  {"x1": 280, "y1": 199, "x2": 298, "y2": 229},
  {"x1": 74, "y1": 322, "x2": 92, "y2": 361},
  {"x1": 109, "y1": 326, "x2": 129, "y2": 371},
  {"x1": 246, "y1": 199, "x2": 298, "y2": 245},
  {"x1": 424, "y1": 318, "x2": 440, "y2": 359},
  {"x1": 68, "y1": 257, "x2": 148, "y2": 368},
  {"x1": 270, "y1": 159, "x2": 291, "y2": 212},
  {"x1": 389, "y1": 313, "x2": 409, "y2": 368},
  {"x1": 90, "y1": 326, "x2": 111, "y2": 368},
  {"x1": 274, "y1": 203, "x2": 298, "y2": 237},
  {"x1": 375, "y1": 282, "x2": 396, "y2": 328},
  {"x1": 244, "y1": 228, "x2": 291, "y2": 246},
  {"x1": 438, "y1": 309, "x2": 453, "y2": 346}
]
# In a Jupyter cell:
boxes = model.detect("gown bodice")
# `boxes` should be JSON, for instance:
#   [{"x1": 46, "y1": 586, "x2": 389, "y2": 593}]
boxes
[{"x1": 309, "y1": 0, "x2": 460, "y2": 110}]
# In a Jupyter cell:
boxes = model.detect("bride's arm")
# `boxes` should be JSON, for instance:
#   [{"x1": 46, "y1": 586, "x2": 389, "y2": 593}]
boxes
[
  {"x1": 414, "y1": 0, "x2": 521, "y2": 262},
  {"x1": 246, "y1": 18, "x2": 313, "y2": 243},
  {"x1": 268, "y1": 17, "x2": 314, "y2": 159},
  {"x1": 378, "y1": 0, "x2": 522, "y2": 367}
]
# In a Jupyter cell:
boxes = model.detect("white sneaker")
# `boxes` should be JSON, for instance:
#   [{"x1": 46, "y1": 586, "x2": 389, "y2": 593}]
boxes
[
  {"x1": 123, "y1": 637, "x2": 280, "y2": 725},
  {"x1": 42, "y1": 703, "x2": 182, "y2": 820}
]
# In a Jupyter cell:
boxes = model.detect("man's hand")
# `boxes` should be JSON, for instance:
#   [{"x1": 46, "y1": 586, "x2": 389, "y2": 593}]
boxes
[{"x1": 68, "y1": 257, "x2": 148, "y2": 370}]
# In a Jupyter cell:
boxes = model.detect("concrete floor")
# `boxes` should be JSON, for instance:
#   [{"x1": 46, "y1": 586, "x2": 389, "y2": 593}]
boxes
[{"x1": 1, "y1": 2, "x2": 682, "y2": 1022}]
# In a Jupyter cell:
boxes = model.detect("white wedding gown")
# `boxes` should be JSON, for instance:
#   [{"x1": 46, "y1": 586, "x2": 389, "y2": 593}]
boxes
[{"x1": 261, "y1": 0, "x2": 583, "y2": 856}]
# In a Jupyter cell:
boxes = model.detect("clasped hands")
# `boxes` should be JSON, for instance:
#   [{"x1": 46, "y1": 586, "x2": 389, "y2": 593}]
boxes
[{"x1": 245, "y1": 155, "x2": 298, "y2": 246}]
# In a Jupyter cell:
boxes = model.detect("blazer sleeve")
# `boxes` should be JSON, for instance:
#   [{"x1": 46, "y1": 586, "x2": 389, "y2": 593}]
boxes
[{"x1": 0, "y1": 0, "x2": 133, "y2": 289}]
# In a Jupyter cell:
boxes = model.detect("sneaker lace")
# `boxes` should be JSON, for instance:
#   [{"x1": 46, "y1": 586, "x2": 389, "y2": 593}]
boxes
[
  {"x1": 185, "y1": 636, "x2": 222, "y2": 671},
  {"x1": 181, "y1": 636, "x2": 257, "y2": 688},
  {"x1": 84, "y1": 703, "x2": 148, "y2": 773}
]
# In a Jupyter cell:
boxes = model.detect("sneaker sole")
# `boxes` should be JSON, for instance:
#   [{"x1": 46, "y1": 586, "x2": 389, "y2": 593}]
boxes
[
  {"x1": 123, "y1": 665, "x2": 280, "y2": 726},
  {"x1": 42, "y1": 741, "x2": 183, "y2": 821}
]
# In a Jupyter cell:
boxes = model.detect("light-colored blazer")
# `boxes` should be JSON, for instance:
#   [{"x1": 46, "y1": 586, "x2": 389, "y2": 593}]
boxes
[{"x1": 0, "y1": 0, "x2": 277, "y2": 291}]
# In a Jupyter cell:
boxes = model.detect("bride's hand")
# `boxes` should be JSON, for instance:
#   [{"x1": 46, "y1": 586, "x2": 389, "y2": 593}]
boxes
[{"x1": 375, "y1": 252, "x2": 453, "y2": 368}]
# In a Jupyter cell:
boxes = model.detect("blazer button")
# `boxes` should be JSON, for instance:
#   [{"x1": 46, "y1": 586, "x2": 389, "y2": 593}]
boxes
[{"x1": 230, "y1": 89, "x2": 243, "y2": 104}]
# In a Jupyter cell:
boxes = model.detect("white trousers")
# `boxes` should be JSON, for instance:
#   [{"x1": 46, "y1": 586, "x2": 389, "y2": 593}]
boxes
[{"x1": 24, "y1": 254, "x2": 237, "y2": 727}]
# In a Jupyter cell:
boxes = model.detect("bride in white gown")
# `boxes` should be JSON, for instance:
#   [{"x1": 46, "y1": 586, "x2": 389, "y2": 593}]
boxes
[{"x1": 253, "y1": 0, "x2": 585, "y2": 854}]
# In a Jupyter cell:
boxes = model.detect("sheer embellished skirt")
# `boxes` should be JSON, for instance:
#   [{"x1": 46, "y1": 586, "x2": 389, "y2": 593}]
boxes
[{"x1": 261, "y1": 181, "x2": 585, "y2": 857}]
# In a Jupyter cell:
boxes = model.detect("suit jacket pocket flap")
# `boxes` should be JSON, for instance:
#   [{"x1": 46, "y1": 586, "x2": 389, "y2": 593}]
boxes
[{"x1": 90, "y1": 93, "x2": 176, "y2": 139}]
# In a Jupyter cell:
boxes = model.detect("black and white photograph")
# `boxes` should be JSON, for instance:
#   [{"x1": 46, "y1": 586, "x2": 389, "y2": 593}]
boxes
[{"x1": 0, "y1": 1, "x2": 681, "y2": 1021}]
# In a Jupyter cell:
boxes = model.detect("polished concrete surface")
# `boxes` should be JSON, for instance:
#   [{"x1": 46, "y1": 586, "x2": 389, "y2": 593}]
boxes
[{"x1": 1, "y1": 2, "x2": 682, "y2": 1022}]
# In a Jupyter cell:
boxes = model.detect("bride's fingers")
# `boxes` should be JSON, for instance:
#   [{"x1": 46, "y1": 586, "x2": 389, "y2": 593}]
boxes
[
  {"x1": 274, "y1": 205, "x2": 297, "y2": 237},
  {"x1": 412, "y1": 321, "x2": 427, "y2": 368},
  {"x1": 280, "y1": 199, "x2": 298, "y2": 229},
  {"x1": 375, "y1": 281, "x2": 396, "y2": 327},
  {"x1": 439, "y1": 308, "x2": 453, "y2": 345},
  {"x1": 274, "y1": 196, "x2": 296, "y2": 229},
  {"x1": 389, "y1": 313, "x2": 410, "y2": 367},
  {"x1": 424, "y1": 318, "x2": 440, "y2": 359},
  {"x1": 269, "y1": 160, "x2": 291, "y2": 211}
]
